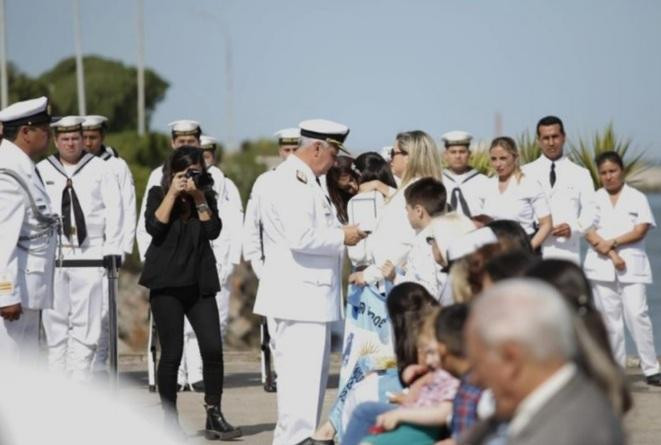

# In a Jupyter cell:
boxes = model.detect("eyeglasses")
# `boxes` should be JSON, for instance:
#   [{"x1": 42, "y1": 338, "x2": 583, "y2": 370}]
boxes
[{"x1": 390, "y1": 148, "x2": 408, "y2": 159}]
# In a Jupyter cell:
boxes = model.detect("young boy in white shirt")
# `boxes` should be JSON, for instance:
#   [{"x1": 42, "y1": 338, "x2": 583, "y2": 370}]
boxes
[{"x1": 383, "y1": 177, "x2": 448, "y2": 300}]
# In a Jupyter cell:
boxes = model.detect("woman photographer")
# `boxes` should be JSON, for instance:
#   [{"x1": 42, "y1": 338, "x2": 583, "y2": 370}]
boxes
[{"x1": 139, "y1": 146, "x2": 240, "y2": 439}]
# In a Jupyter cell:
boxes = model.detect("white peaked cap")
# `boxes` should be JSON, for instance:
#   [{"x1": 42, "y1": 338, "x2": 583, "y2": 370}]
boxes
[
  {"x1": 0, "y1": 96, "x2": 52, "y2": 126},
  {"x1": 299, "y1": 118, "x2": 350, "y2": 153},
  {"x1": 446, "y1": 227, "x2": 498, "y2": 261},
  {"x1": 441, "y1": 130, "x2": 473, "y2": 147}
]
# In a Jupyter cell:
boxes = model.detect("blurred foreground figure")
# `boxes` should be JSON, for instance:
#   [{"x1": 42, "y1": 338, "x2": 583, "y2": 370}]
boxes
[{"x1": 460, "y1": 278, "x2": 623, "y2": 445}]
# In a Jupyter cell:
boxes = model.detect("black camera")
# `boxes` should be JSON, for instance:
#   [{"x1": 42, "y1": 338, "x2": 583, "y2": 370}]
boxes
[{"x1": 185, "y1": 169, "x2": 213, "y2": 190}]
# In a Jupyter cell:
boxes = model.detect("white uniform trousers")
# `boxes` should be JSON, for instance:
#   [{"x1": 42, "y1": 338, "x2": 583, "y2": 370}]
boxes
[
  {"x1": 272, "y1": 319, "x2": 331, "y2": 445},
  {"x1": 91, "y1": 276, "x2": 110, "y2": 372},
  {"x1": 43, "y1": 266, "x2": 104, "y2": 381},
  {"x1": 0, "y1": 308, "x2": 41, "y2": 363},
  {"x1": 592, "y1": 280, "x2": 660, "y2": 376}
]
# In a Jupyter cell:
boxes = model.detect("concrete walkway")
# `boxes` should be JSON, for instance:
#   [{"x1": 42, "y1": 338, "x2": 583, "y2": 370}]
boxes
[{"x1": 117, "y1": 351, "x2": 660, "y2": 444}]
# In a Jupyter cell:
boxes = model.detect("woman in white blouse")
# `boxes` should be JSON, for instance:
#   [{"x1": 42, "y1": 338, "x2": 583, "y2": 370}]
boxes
[
  {"x1": 480, "y1": 136, "x2": 552, "y2": 251},
  {"x1": 584, "y1": 151, "x2": 661, "y2": 386},
  {"x1": 349, "y1": 130, "x2": 443, "y2": 287}
]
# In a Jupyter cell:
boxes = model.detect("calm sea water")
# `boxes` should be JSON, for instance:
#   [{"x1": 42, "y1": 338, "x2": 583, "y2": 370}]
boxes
[{"x1": 641, "y1": 193, "x2": 661, "y2": 349}]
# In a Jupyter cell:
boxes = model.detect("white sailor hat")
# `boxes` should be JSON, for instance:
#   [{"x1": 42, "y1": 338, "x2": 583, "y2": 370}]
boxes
[
  {"x1": 82, "y1": 115, "x2": 108, "y2": 131},
  {"x1": 274, "y1": 128, "x2": 300, "y2": 146},
  {"x1": 200, "y1": 135, "x2": 219, "y2": 151},
  {"x1": 51, "y1": 116, "x2": 85, "y2": 133},
  {"x1": 299, "y1": 119, "x2": 350, "y2": 154},
  {"x1": 441, "y1": 130, "x2": 473, "y2": 148},
  {"x1": 446, "y1": 227, "x2": 498, "y2": 261},
  {"x1": 0, "y1": 96, "x2": 53, "y2": 127},
  {"x1": 168, "y1": 119, "x2": 202, "y2": 137},
  {"x1": 380, "y1": 146, "x2": 393, "y2": 162}
]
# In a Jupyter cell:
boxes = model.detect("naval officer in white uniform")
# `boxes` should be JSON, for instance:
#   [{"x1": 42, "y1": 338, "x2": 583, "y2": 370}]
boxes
[
  {"x1": 38, "y1": 116, "x2": 123, "y2": 380},
  {"x1": 0, "y1": 97, "x2": 58, "y2": 362},
  {"x1": 243, "y1": 127, "x2": 300, "y2": 392},
  {"x1": 522, "y1": 116, "x2": 595, "y2": 263},
  {"x1": 440, "y1": 130, "x2": 489, "y2": 219},
  {"x1": 253, "y1": 119, "x2": 365, "y2": 445}
]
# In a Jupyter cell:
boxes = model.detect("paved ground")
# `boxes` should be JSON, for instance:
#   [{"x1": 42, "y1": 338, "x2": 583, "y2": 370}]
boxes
[{"x1": 116, "y1": 351, "x2": 660, "y2": 444}]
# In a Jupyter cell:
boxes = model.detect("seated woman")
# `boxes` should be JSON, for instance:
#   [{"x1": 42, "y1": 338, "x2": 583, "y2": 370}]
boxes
[
  {"x1": 308, "y1": 283, "x2": 439, "y2": 444},
  {"x1": 138, "y1": 146, "x2": 240, "y2": 440}
]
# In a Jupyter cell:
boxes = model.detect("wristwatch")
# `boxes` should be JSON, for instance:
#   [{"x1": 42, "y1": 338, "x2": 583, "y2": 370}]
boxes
[{"x1": 196, "y1": 202, "x2": 210, "y2": 213}]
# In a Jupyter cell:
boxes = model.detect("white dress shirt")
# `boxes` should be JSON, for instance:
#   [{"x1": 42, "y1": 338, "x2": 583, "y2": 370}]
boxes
[
  {"x1": 522, "y1": 155, "x2": 595, "y2": 262},
  {"x1": 482, "y1": 174, "x2": 551, "y2": 235}
]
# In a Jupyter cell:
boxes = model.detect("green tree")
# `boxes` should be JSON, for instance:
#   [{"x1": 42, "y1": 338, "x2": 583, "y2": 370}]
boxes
[
  {"x1": 39, "y1": 55, "x2": 168, "y2": 131},
  {"x1": 7, "y1": 63, "x2": 50, "y2": 103},
  {"x1": 222, "y1": 138, "x2": 279, "y2": 205},
  {"x1": 569, "y1": 124, "x2": 648, "y2": 188}
]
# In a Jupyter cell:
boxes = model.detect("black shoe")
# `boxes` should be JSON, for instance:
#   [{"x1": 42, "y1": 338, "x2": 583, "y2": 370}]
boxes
[
  {"x1": 191, "y1": 380, "x2": 205, "y2": 393},
  {"x1": 296, "y1": 438, "x2": 334, "y2": 445},
  {"x1": 645, "y1": 373, "x2": 661, "y2": 386},
  {"x1": 204, "y1": 404, "x2": 242, "y2": 440}
]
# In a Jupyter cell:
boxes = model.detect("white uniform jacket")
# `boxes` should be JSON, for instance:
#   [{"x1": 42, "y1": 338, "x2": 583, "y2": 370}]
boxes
[
  {"x1": 97, "y1": 146, "x2": 136, "y2": 255},
  {"x1": 0, "y1": 140, "x2": 58, "y2": 310},
  {"x1": 37, "y1": 154, "x2": 123, "y2": 257},
  {"x1": 253, "y1": 155, "x2": 345, "y2": 322},
  {"x1": 584, "y1": 185, "x2": 655, "y2": 284},
  {"x1": 136, "y1": 166, "x2": 162, "y2": 261},
  {"x1": 442, "y1": 169, "x2": 489, "y2": 217},
  {"x1": 523, "y1": 156, "x2": 595, "y2": 262},
  {"x1": 482, "y1": 174, "x2": 551, "y2": 235},
  {"x1": 208, "y1": 165, "x2": 243, "y2": 281},
  {"x1": 242, "y1": 170, "x2": 275, "y2": 278}
]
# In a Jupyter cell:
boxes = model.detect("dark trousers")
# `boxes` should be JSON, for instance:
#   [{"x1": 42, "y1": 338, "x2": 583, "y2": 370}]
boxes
[{"x1": 150, "y1": 285, "x2": 223, "y2": 411}]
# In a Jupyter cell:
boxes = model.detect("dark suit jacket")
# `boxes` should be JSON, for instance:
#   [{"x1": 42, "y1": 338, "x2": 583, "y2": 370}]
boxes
[
  {"x1": 138, "y1": 186, "x2": 222, "y2": 295},
  {"x1": 459, "y1": 371, "x2": 625, "y2": 445}
]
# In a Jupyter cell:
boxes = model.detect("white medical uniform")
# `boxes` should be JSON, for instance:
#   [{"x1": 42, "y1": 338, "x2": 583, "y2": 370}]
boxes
[
  {"x1": 522, "y1": 155, "x2": 595, "y2": 263},
  {"x1": 253, "y1": 154, "x2": 344, "y2": 445},
  {"x1": 584, "y1": 184, "x2": 659, "y2": 376},
  {"x1": 0, "y1": 140, "x2": 58, "y2": 362},
  {"x1": 442, "y1": 169, "x2": 489, "y2": 218},
  {"x1": 37, "y1": 153, "x2": 123, "y2": 380},
  {"x1": 481, "y1": 174, "x2": 551, "y2": 235}
]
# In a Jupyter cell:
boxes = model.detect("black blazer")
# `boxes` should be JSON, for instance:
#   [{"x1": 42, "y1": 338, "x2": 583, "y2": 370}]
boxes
[{"x1": 138, "y1": 186, "x2": 222, "y2": 295}]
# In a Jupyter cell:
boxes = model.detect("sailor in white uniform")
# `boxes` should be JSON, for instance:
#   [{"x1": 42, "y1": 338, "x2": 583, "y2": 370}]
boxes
[
  {"x1": 82, "y1": 115, "x2": 137, "y2": 372},
  {"x1": 38, "y1": 116, "x2": 123, "y2": 380},
  {"x1": 253, "y1": 119, "x2": 365, "y2": 445},
  {"x1": 440, "y1": 130, "x2": 489, "y2": 218},
  {"x1": 522, "y1": 116, "x2": 595, "y2": 263},
  {"x1": 243, "y1": 128, "x2": 299, "y2": 392},
  {"x1": 0, "y1": 97, "x2": 59, "y2": 362},
  {"x1": 584, "y1": 151, "x2": 661, "y2": 386}
]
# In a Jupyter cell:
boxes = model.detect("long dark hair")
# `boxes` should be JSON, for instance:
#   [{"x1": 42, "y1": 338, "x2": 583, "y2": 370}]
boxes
[
  {"x1": 325, "y1": 155, "x2": 358, "y2": 224},
  {"x1": 161, "y1": 146, "x2": 215, "y2": 216},
  {"x1": 354, "y1": 152, "x2": 398, "y2": 188},
  {"x1": 386, "y1": 282, "x2": 439, "y2": 384}
]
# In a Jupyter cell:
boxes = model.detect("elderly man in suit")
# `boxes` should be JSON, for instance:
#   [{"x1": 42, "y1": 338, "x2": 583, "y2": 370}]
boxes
[{"x1": 460, "y1": 278, "x2": 623, "y2": 445}]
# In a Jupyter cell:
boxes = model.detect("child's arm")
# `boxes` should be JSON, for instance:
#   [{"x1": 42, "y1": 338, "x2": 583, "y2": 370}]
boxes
[{"x1": 375, "y1": 402, "x2": 453, "y2": 431}]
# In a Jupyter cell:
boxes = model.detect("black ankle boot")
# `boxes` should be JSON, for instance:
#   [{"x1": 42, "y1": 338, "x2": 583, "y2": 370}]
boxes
[{"x1": 204, "y1": 404, "x2": 242, "y2": 440}]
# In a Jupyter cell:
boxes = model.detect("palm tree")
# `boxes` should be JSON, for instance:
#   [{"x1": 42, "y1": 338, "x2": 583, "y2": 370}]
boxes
[{"x1": 569, "y1": 124, "x2": 648, "y2": 189}]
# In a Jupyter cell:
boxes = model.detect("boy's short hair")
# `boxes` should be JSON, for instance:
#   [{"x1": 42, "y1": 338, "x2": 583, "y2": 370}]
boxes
[
  {"x1": 404, "y1": 177, "x2": 447, "y2": 217},
  {"x1": 435, "y1": 303, "x2": 469, "y2": 357}
]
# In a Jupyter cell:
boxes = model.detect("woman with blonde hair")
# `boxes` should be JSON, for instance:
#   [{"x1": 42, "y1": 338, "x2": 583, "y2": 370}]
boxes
[
  {"x1": 479, "y1": 136, "x2": 552, "y2": 251},
  {"x1": 350, "y1": 130, "x2": 443, "y2": 287}
]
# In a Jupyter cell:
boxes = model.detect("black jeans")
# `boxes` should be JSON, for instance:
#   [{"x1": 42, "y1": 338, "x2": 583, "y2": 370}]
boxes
[{"x1": 150, "y1": 285, "x2": 223, "y2": 411}]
